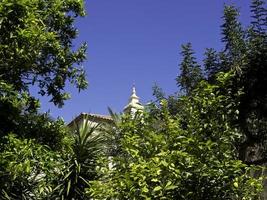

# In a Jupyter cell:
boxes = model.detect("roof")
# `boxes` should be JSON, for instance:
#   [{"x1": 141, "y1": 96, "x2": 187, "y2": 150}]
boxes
[
  {"x1": 68, "y1": 112, "x2": 113, "y2": 127},
  {"x1": 68, "y1": 86, "x2": 143, "y2": 126}
]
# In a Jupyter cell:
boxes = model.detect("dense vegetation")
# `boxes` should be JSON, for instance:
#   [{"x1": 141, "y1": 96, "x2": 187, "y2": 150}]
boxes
[
  {"x1": 0, "y1": 0, "x2": 266, "y2": 199},
  {"x1": 90, "y1": 73, "x2": 262, "y2": 199},
  {"x1": 90, "y1": 0, "x2": 267, "y2": 199},
  {"x1": 0, "y1": 0, "x2": 93, "y2": 199}
]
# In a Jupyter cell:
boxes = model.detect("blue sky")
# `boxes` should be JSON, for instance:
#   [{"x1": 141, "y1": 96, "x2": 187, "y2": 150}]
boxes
[{"x1": 37, "y1": 0, "x2": 252, "y2": 122}]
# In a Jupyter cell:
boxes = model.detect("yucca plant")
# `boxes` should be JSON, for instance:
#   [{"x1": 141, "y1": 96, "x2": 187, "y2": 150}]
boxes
[{"x1": 51, "y1": 116, "x2": 106, "y2": 200}]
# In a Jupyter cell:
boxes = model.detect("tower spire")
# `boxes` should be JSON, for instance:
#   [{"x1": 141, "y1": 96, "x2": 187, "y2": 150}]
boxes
[{"x1": 123, "y1": 85, "x2": 144, "y2": 114}]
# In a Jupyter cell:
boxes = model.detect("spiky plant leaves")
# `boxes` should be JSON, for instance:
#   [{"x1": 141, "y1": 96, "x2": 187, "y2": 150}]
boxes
[{"x1": 52, "y1": 116, "x2": 106, "y2": 200}]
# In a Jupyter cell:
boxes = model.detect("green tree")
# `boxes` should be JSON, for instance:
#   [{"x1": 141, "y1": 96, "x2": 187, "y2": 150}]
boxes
[
  {"x1": 0, "y1": 0, "x2": 87, "y2": 107},
  {"x1": 176, "y1": 43, "x2": 203, "y2": 95},
  {"x1": 152, "y1": 84, "x2": 166, "y2": 102},
  {"x1": 221, "y1": 5, "x2": 246, "y2": 73},
  {"x1": 203, "y1": 48, "x2": 220, "y2": 82},
  {"x1": 237, "y1": 0, "x2": 267, "y2": 164},
  {"x1": 0, "y1": 81, "x2": 71, "y2": 199},
  {"x1": 90, "y1": 73, "x2": 262, "y2": 200},
  {"x1": 0, "y1": 110, "x2": 105, "y2": 199},
  {"x1": 0, "y1": 80, "x2": 67, "y2": 150},
  {"x1": 0, "y1": 134, "x2": 65, "y2": 199},
  {"x1": 0, "y1": 0, "x2": 97, "y2": 199},
  {"x1": 250, "y1": 0, "x2": 266, "y2": 34}
]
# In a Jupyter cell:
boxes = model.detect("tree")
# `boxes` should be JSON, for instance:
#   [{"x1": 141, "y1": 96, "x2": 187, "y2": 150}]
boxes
[
  {"x1": 0, "y1": 81, "x2": 71, "y2": 199},
  {"x1": 0, "y1": 113, "x2": 105, "y2": 199},
  {"x1": 176, "y1": 43, "x2": 203, "y2": 95},
  {"x1": 152, "y1": 84, "x2": 166, "y2": 102},
  {"x1": 250, "y1": 0, "x2": 266, "y2": 35},
  {"x1": 90, "y1": 73, "x2": 262, "y2": 200},
  {"x1": 0, "y1": 0, "x2": 97, "y2": 198},
  {"x1": 203, "y1": 48, "x2": 220, "y2": 82},
  {"x1": 0, "y1": 80, "x2": 68, "y2": 150},
  {"x1": 0, "y1": 134, "x2": 65, "y2": 199},
  {"x1": 108, "y1": 1, "x2": 267, "y2": 199},
  {"x1": 237, "y1": 0, "x2": 267, "y2": 164},
  {"x1": 221, "y1": 5, "x2": 246, "y2": 73},
  {"x1": 0, "y1": 0, "x2": 88, "y2": 107}
]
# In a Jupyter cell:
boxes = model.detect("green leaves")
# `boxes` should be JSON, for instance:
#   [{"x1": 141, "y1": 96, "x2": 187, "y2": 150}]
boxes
[
  {"x1": 176, "y1": 42, "x2": 203, "y2": 95},
  {"x1": 0, "y1": 0, "x2": 88, "y2": 107},
  {"x1": 0, "y1": 134, "x2": 65, "y2": 199},
  {"x1": 90, "y1": 72, "x2": 262, "y2": 199},
  {"x1": 51, "y1": 117, "x2": 106, "y2": 199}
]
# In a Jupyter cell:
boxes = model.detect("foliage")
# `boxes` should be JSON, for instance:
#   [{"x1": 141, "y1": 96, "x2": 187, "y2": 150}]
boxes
[
  {"x1": 0, "y1": 80, "x2": 68, "y2": 150},
  {"x1": 0, "y1": 81, "x2": 37, "y2": 136},
  {"x1": 52, "y1": 117, "x2": 106, "y2": 200},
  {"x1": 215, "y1": 1, "x2": 267, "y2": 165},
  {"x1": 236, "y1": 0, "x2": 267, "y2": 164},
  {"x1": 0, "y1": 0, "x2": 265, "y2": 199},
  {"x1": 90, "y1": 73, "x2": 262, "y2": 200},
  {"x1": 155, "y1": 0, "x2": 267, "y2": 166},
  {"x1": 152, "y1": 84, "x2": 166, "y2": 102},
  {"x1": 0, "y1": 0, "x2": 88, "y2": 107},
  {"x1": 0, "y1": 0, "x2": 100, "y2": 199},
  {"x1": 0, "y1": 134, "x2": 65, "y2": 199},
  {"x1": 221, "y1": 5, "x2": 246, "y2": 72},
  {"x1": 0, "y1": 82, "x2": 70, "y2": 198},
  {"x1": 176, "y1": 43, "x2": 203, "y2": 95},
  {"x1": 250, "y1": 0, "x2": 266, "y2": 35},
  {"x1": 0, "y1": 115, "x2": 105, "y2": 200},
  {"x1": 203, "y1": 48, "x2": 220, "y2": 82}
]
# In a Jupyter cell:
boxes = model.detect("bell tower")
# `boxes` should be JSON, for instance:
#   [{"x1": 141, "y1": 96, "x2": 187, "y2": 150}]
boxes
[{"x1": 123, "y1": 86, "x2": 144, "y2": 114}]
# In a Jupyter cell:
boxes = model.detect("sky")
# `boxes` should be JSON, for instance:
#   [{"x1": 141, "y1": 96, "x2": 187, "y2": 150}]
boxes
[{"x1": 36, "y1": 0, "x2": 252, "y2": 123}]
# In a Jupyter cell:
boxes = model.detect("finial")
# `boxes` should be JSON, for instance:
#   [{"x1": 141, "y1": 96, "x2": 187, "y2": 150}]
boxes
[
  {"x1": 131, "y1": 81, "x2": 137, "y2": 96},
  {"x1": 132, "y1": 84, "x2": 136, "y2": 95}
]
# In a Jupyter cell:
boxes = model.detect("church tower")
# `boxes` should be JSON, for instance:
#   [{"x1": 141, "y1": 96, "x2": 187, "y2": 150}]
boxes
[
  {"x1": 69, "y1": 86, "x2": 144, "y2": 128},
  {"x1": 123, "y1": 86, "x2": 144, "y2": 114}
]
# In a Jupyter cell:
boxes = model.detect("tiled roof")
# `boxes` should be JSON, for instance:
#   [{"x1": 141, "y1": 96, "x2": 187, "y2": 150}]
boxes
[
  {"x1": 68, "y1": 112, "x2": 113, "y2": 127},
  {"x1": 85, "y1": 113, "x2": 112, "y2": 120}
]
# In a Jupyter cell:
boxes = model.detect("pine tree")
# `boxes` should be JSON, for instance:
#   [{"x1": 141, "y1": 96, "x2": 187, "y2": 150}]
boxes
[
  {"x1": 251, "y1": 0, "x2": 267, "y2": 35},
  {"x1": 152, "y1": 84, "x2": 165, "y2": 102},
  {"x1": 221, "y1": 5, "x2": 246, "y2": 73},
  {"x1": 203, "y1": 48, "x2": 219, "y2": 82},
  {"x1": 176, "y1": 43, "x2": 203, "y2": 95}
]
